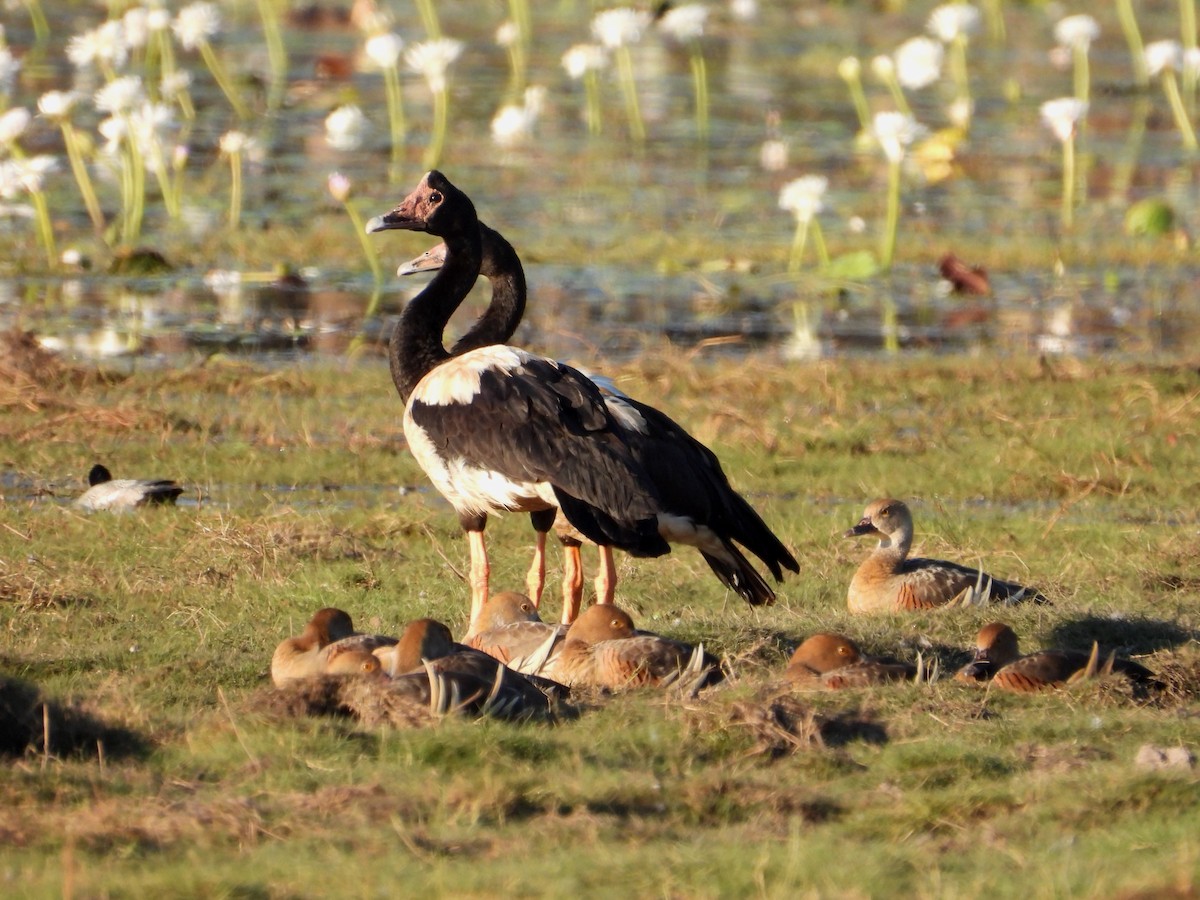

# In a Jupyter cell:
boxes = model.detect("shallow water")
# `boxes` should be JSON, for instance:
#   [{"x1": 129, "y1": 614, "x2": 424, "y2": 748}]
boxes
[{"x1": 2, "y1": 2, "x2": 1200, "y2": 362}]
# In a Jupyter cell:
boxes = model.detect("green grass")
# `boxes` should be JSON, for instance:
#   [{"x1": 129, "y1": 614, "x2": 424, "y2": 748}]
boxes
[{"x1": 2, "y1": 350, "x2": 1199, "y2": 898}]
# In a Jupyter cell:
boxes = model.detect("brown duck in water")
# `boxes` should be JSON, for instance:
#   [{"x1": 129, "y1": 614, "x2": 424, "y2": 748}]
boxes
[
  {"x1": 955, "y1": 622, "x2": 1156, "y2": 693},
  {"x1": 538, "y1": 604, "x2": 721, "y2": 691},
  {"x1": 845, "y1": 499, "x2": 1045, "y2": 613},
  {"x1": 785, "y1": 632, "x2": 917, "y2": 689}
]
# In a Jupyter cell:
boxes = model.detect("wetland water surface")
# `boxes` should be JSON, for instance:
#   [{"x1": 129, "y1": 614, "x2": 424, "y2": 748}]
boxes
[{"x1": 2, "y1": 2, "x2": 1200, "y2": 362}]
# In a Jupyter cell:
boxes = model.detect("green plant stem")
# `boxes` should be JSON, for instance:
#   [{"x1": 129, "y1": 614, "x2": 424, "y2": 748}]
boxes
[
  {"x1": 881, "y1": 159, "x2": 901, "y2": 271},
  {"x1": 29, "y1": 189, "x2": 56, "y2": 268},
  {"x1": 811, "y1": 218, "x2": 830, "y2": 268},
  {"x1": 256, "y1": 0, "x2": 288, "y2": 112},
  {"x1": 424, "y1": 87, "x2": 448, "y2": 169},
  {"x1": 880, "y1": 68, "x2": 913, "y2": 118},
  {"x1": 340, "y1": 199, "x2": 384, "y2": 288},
  {"x1": 1161, "y1": 71, "x2": 1198, "y2": 152},
  {"x1": 882, "y1": 295, "x2": 899, "y2": 353},
  {"x1": 787, "y1": 219, "x2": 810, "y2": 275},
  {"x1": 1073, "y1": 45, "x2": 1090, "y2": 103},
  {"x1": 199, "y1": 40, "x2": 248, "y2": 119},
  {"x1": 950, "y1": 37, "x2": 971, "y2": 111},
  {"x1": 1061, "y1": 134, "x2": 1076, "y2": 230},
  {"x1": 383, "y1": 66, "x2": 407, "y2": 181},
  {"x1": 841, "y1": 69, "x2": 873, "y2": 134},
  {"x1": 1115, "y1": 0, "x2": 1149, "y2": 89},
  {"x1": 583, "y1": 70, "x2": 602, "y2": 136},
  {"x1": 415, "y1": 0, "x2": 441, "y2": 38},
  {"x1": 615, "y1": 46, "x2": 645, "y2": 143},
  {"x1": 25, "y1": 0, "x2": 50, "y2": 43},
  {"x1": 60, "y1": 122, "x2": 106, "y2": 237},
  {"x1": 688, "y1": 44, "x2": 709, "y2": 141},
  {"x1": 228, "y1": 151, "x2": 242, "y2": 230},
  {"x1": 123, "y1": 134, "x2": 147, "y2": 244},
  {"x1": 158, "y1": 31, "x2": 196, "y2": 121},
  {"x1": 981, "y1": 0, "x2": 1005, "y2": 42}
]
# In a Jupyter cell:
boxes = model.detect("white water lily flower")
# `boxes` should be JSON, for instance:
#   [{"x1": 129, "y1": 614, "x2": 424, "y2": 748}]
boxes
[
  {"x1": 870, "y1": 54, "x2": 896, "y2": 80},
  {"x1": 1040, "y1": 97, "x2": 1087, "y2": 142},
  {"x1": 496, "y1": 20, "x2": 519, "y2": 47},
  {"x1": 327, "y1": 172, "x2": 352, "y2": 202},
  {"x1": 947, "y1": 97, "x2": 973, "y2": 128},
  {"x1": 873, "y1": 111, "x2": 925, "y2": 163},
  {"x1": 174, "y1": 2, "x2": 221, "y2": 51},
  {"x1": 147, "y1": 6, "x2": 172, "y2": 31},
  {"x1": 658, "y1": 4, "x2": 710, "y2": 43},
  {"x1": 325, "y1": 104, "x2": 369, "y2": 151},
  {"x1": 1185, "y1": 48, "x2": 1200, "y2": 77},
  {"x1": 591, "y1": 8, "x2": 651, "y2": 49},
  {"x1": 161, "y1": 71, "x2": 193, "y2": 99},
  {"x1": 562, "y1": 43, "x2": 608, "y2": 79},
  {"x1": 895, "y1": 36, "x2": 943, "y2": 90},
  {"x1": 779, "y1": 175, "x2": 828, "y2": 225},
  {"x1": 0, "y1": 107, "x2": 32, "y2": 146},
  {"x1": 927, "y1": 3, "x2": 980, "y2": 43},
  {"x1": 838, "y1": 56, "x2": 862, "y2": 82},
  {"x1": 123, "y1": 7, "x2": 151, "y2": 49},
  {"x1": 491, "y1": 86, "x2": 547, "y2": 146},
  {"x1": 1054, "y1": 14, "x2": 1100, "y2": 51},
  {"x1": 1145, "y1": 40, "x2": 1183, "y2": 77},
  {"x1": 0, "y1": 47, "x2": 20, "y2": 93},
  {"x1": 98, "y1": 115, "x2": 128, "y2": 153},
  {"x1": 38, "y1": 91, "x2": 81, "y2": 121},
  {"x1": 0, "y1": 155, "x2": 58, "y2": 197},
  {"x1": 729, "y1": 0, "x2": 758, "y2": 22},
  {"x1": 219, "y1": 129, "x2": 254, "y2": 155},
  {"x1": 95, "y1": 76, "x2": 146, "y2": 115},
  {"x1": 405, "y1": 38, "x2": 464, "y2": 92},
  {"x1": 66, "y1": 21, "x2": 130, "y2": 71},
  {"x1": 364, "y1": 32, "x2": 403, "y2": 69}
]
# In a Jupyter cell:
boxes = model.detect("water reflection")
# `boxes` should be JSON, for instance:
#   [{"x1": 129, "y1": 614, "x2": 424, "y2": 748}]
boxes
[{"x1": 2, "y1": 2, "x2": 1200, "y2": 361}]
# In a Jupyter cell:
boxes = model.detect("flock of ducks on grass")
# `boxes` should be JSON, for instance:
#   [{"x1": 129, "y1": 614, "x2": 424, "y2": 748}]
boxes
[{"x1": 76, "y1": 169, "x2": 1158, "y2": 721}]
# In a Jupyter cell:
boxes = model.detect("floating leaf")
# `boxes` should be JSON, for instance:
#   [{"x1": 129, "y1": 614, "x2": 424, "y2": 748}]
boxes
[
  {"x1": 1124, "y1": 198, "x2": 1175, "y2": 237},
  {"x1": 825, "y1": 250, "x2": 879, "y2": 280}
]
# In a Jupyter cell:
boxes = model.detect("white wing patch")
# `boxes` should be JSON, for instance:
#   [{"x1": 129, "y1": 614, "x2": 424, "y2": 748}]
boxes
[
  {"x1": 404, "y1": 412, "x2": 557, "y2": 517},
  {"x1": 412, "y1": 345, "x2": 528, "y2": 406}
]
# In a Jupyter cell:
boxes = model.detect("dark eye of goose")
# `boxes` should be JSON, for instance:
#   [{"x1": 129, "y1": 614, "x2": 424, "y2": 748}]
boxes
[{"x1": 429, "y1": 191, "x2": 442, "y2": 203}]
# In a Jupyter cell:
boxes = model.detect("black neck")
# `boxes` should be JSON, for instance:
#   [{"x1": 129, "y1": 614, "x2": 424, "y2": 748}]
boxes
[
  {"x1": 389, "y1": 222, "x2": 483, "y2": 402},
  {"x1": 450, "y1": 222, "x2": 527, "y2": 355}
]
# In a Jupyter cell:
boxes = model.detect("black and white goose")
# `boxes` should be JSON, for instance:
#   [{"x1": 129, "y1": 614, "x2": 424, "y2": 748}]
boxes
[
  {"x1": 367, "y1": 171, "x2": 675, "y2": 633},
  {"x1": 396, "y1": 221, "x2": 799, "y2": 623}
]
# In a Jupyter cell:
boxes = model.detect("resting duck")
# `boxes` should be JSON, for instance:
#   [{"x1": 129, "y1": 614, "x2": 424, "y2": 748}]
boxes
[
  {"x1": 955, "y1": 622, "x2": 1156, "y2": 693},
  {"x1": 785, "y1": 632, "x2": 917, "y2": 689},
  {"x1": 74, "y1": 463, "x2": 183, "y2": 511},
  {"x1": 845, "y1": 498, "x2": 1045, "y2": 613},
  {"x1": 539, "y1": 604, "x2": 721, "y2": 690},
  {"x1": 379, "y1": 618, "x2": 568, "y2": 711},
  {"x1": 270, "y1": 608, "x2": 398, "y2": 686},
  {"x1": 463, "y1": 591, "x2": 567, "y2": 673}
]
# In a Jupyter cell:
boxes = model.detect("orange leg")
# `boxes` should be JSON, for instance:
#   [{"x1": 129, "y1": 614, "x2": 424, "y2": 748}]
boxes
[
  {"x1": 526, "y1": 530, "x2": 547, "y2": 608},
  {"x1": 595, "y1": 545, "x2": 617, "y2": 605},
  {"x1": 467, "y1": 530, "x2": 490, "y2": 635},
  {"x1": 560, "y1": 541, "x2": 584, "y2": 625}
]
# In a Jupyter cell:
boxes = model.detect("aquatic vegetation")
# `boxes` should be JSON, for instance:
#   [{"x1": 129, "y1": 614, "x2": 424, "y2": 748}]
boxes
[
  {"x1": 778, "y1": 175, "x2": 830, "y2": 273},
  {"x1": 363, "y1": 31, "x2": 407, "y2": 179},
  {"x1": 1054, "y1": 14, "x2": 1100, "y2": 103},
  {"x1": 173, "y1": 2, "x2": 246, "y2": 119},
  {"x1": 219, "y1": 130, "x2": 254, "y2": 230},
  {"x1": 562, "y1": 43, "x2": 608, "y2": 136},
  {"x1": 657, "y1": 3, "x2": 712, "y2": 140},
  {"x1": 405, "y1": 37, "x2": 465, "y2": 168},
  {"x1": 1040, "y1": 97, "x2": 1087, "y2": 231},
  {"x1": 872, "y1": 110, "x2": 924, "y2": 271},
  {"x1": 591, "y1": 7, "x2": 651, "y2": 142},
  {"x1": 1144, "y1": 40, "x2": 1198, "y2": 152}
]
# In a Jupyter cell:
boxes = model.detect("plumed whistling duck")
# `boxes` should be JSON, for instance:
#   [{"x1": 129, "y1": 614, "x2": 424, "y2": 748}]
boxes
[
  {"x1": 270, "y1": 607, "x2": 398, "y2": 687},
  {"x1": 463, "y1": 591, "x2": 568, "y2": 673},
  {"x1": 538, "y1": 604, "x2": 722, "y2": 691},
  {"x1": 395, "y1": 219, "x2": 799, "y2": 624},
  {"x1": 844, "y1": 498, "x2": 1046, "y2": 613},
  {"x1": 784, "y1": 632, "x2": 917, "y2": 689},
  {"x1": 955, "y1": 622, "x2": 1157, "y2": 693},
  {"x1": 74, "y1": 463, "x2": 183, "y2": 511}
]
